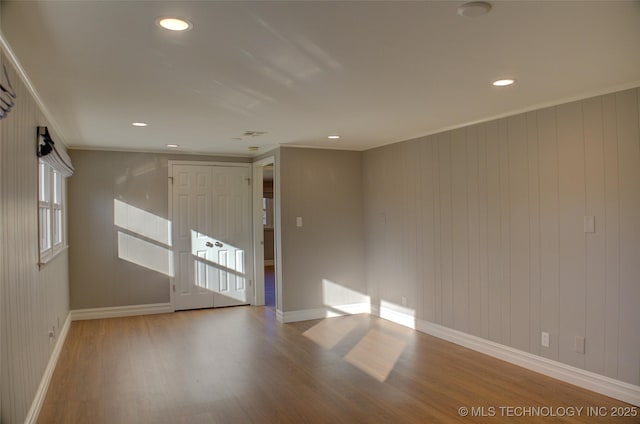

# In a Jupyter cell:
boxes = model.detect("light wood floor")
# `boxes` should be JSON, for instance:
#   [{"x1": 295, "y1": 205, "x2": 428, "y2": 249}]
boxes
[{"x1": 39, "y1": 307, "x2": 637, "y2": 423}]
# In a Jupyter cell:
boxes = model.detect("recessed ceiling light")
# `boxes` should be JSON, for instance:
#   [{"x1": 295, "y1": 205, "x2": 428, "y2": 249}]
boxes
[
  {"x1": 166, "y1": 144, "x2": 179, "y2": 148},
  {"x1": 158, "y1": 18, "x2": 192, "y2": 32},
  {"x1": 457, "y1": 1, "x2": 492, "y2": 17},
  {"x1": 327, "y1": 135, "x2": 341, "y2": 140},
  {"x1": 132, "y1": 122, "x2": 147, "y2": 127},
  {"x1": 492, "y1": 78, "x2": 516, "y2": 87}
]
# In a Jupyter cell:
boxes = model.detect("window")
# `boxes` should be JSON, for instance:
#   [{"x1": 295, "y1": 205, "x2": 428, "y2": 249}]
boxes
[
  {"x1": 262, "y1": 197, "x2": 274, "y2": 227},
  {"x1": 39, "y1": 159, "x2": 66, "y2": 264}
]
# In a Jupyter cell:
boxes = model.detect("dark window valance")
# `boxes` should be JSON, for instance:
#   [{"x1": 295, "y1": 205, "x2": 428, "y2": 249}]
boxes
[
  {"x1": 0, "y1": 64, "x2": 17, "y2": 120},
  {"x1": 37, "y1": 126, "x2": 74, "y2": 177}
]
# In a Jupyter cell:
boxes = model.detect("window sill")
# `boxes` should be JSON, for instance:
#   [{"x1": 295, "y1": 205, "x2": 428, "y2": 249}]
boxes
[{"x1": 38, "y1": 245, "x2": 68, "y2": 269}]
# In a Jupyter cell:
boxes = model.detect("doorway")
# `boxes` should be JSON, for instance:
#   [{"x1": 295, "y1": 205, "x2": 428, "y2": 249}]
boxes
[
  {"x1": 252, "y1": 156, "x2": 279, "y2": 311},
  {"x1": 170, "y1": 162, "x2": 253, "y2": 311},
  {"x1": 262, "y1": 165, "x2": 276, "y2": 308}
]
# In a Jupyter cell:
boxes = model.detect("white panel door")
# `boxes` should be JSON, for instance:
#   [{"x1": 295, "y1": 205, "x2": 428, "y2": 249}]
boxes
[{"x1": 172, "y1": 164, "x2": 252, "y2": 311}]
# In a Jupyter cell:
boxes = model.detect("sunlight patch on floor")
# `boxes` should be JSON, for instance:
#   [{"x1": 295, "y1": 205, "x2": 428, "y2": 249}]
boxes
[
  {"x1": 344, "y1": 327, "x2": 407, "y2": 382},
  {"x1": 302, "y1": 317, "x2": 359, "y2": 350}
]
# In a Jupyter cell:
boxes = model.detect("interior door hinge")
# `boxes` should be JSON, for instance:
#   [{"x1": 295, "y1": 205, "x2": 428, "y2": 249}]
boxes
[
  {"x1": 173, "y1": 284, "x2": 176, "y2": 293},
  {"x1": 169, "y1": 176, "x2": 174, "y2": 184},
  {"x1": 246, "y1": 178, "x2": 251, "y2": 186}
]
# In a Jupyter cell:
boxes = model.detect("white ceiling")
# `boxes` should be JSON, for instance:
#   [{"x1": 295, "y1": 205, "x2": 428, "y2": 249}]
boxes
[{"x1": 2, "y1": 1, "x2": 640, "y2": 157}]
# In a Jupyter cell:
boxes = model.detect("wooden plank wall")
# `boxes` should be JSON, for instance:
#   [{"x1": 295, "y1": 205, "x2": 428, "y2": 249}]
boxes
[
  {"x1": 0, "y1": 51, "x2": 70, "y2": 423},
  {"x1": 363, "y1": 88, "x2": 640, "y2": 386}
]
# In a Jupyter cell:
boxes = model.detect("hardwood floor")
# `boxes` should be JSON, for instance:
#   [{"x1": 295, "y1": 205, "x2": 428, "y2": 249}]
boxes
[
  {"x1": 264, "y1": 266, "x2": 275, "y2": 308},
  {"x1": 39, "y1": 307, "x2": 637, "y2": 423}
]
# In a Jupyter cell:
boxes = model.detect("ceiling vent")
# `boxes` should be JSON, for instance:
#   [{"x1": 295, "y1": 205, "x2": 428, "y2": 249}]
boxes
[{"x1": 243, "y1": 131, "x2": 267, "y2": 137}]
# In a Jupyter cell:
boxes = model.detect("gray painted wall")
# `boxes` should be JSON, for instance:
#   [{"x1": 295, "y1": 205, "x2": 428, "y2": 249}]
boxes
[
  {"x1": 68, "y1": 150, "x2": 249, "y2": 310},
  {"x1": 279, "y1": 147, "x2": 366, "y2": 312},
  {"x1": 0, "y1": 51, "x2": 70, "y2": 424},
  {"x1": 363, "y1": 88, "x2": 640, "y2": 385}
]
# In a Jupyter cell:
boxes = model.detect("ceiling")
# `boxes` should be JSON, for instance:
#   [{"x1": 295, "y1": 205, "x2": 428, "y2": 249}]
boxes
[{"x1": 2, "y1": 1, "x2": 640, "y2": 157}]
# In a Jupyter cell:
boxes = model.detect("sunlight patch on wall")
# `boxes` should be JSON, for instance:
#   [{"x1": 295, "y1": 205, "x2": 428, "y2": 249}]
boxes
[
  {"x1": 117, "y1": 231, "x2": 174, "y2": 276},
  {"x1": 114, "y1": 199, "x2": 171, "y2": 246},
  {"x1": 379, "y1": 300, "x2": 416, "y2": 329},
  {"x1": 114, "y1": 199, "x2": 173, "y2": 276},
  {"x1": 322, "y1": 279, "x2": 371, "y2": 314}
]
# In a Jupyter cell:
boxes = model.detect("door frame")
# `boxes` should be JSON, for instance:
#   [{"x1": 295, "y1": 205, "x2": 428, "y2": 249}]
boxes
[
  {"x1": 168, "y1": 160, "x2": 253, "y2": 311},
  {"x1": 251, "y1": 156, "x2": 282, "y2": 312}
]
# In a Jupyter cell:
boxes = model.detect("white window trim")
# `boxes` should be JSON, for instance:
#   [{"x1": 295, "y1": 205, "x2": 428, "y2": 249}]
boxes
[{"x1": 39, "y1": 160, "x2": 67, "y2": 266}]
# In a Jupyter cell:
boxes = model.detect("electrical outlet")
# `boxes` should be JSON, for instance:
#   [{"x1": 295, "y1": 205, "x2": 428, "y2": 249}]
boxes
[
  {"x1": 575, "y1": 336, "x2": 586, "y2": 354},
  {"x1": 541, "y1": 332, "x2": 550, "y2": 348}
]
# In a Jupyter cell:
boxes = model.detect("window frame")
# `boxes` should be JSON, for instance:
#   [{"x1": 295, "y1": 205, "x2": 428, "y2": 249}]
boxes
[
  {"x1": 38, "y1": 159, "x2": 66, "y2": 265},
  {"x1": 262, "y1": 197, "x2": 274, "y2": 228}
]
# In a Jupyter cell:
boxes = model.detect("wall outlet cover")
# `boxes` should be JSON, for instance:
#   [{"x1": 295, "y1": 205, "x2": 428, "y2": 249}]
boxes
[{"x1": 541, "y1": 332, "x2": 550, "y2": 348}]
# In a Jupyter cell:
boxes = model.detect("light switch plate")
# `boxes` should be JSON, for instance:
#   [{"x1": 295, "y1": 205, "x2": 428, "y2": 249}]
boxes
[
  {"x1": 296, "y1": 217, "x2": 303, "y2": 227},
  {"x1": 584, "y1": 216, "x2": 595, "y2": 233}
]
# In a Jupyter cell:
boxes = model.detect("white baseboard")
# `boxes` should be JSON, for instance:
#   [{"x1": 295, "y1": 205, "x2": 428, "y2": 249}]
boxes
[
  {"x1": 370, "y1": 307, "x2": 640, "y2": 407},
  {"x1": 280, "y1": 303, "x2": 371, "y2": 323},
  {"x1": 372, "y1": 303, "x2": 417, "y2": 329},
  {"x1": 70, "y1": 302, "x2": 173, "y2": 321},
  {"x1": 417, "y1": 320, "x2": 640, "y2": 407},
  {"x1": 24, "y1": 312, "x2": 72, "y2": 424}
]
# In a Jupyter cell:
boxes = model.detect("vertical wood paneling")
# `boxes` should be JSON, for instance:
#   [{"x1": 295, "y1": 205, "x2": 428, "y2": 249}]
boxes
[
  {"x1": 583, "y1": 97, "x2": 607, "y2": 375},
  {"x1": 466, "y1": 126, "x2": 481, "y2": 337},
  {"x1": 507, "y1": 114, "x2": 530, "y2": 352},
  {"x1": 405, "y1": 141, "x2": 419, "y2": 314},
  {"x1": 557, "y1": 101, "x2": 587, "y2": 369},
  {"x1": 615, "y1": 90, "x2": 640, "y2": 385},
  {"x1": 498, "y1": 120, "x2": 511, "y2": 345},
  {"x1": 376, "y1": 145, "x2": 402, "y2": 305},
  {"x1": 527, "y1": 111, "x2": 541, "y2": 355},
  {"x1": 385, "y1": 146, "x2": 405, "y2": 305},
  {"x1": 451, "y1": 129, "x2": 469, "y2": 332},
  {"x1": 485, "y1": 121, "x2": 502, "y2": 343},
  {"x1": 601, "y1": 94, "x2": 620, "y2": 380},
  {"x1": 362, "y1": 87, "x2": 640, "y2": 386},
  {"x1": 477, "y1": 124, "x2": 490, "y2": 339},
  {"x1": 537, "y1": 107, "x2": 561, "y2": 361},
  {"x1": 0, "y1": 52, "x2": 70, "y2": 424},
  {"x1": 420, "y1": 139, "x2": 436, "y2": 323},
  {"x1": 438, "y1": 133, "x2": 454, "y2": 327},
  {"x1": 432, "y1": 136, "x2": 442, "y2": 324},
  {"x1": 414, "y1": 141, "x2": 425, "y2": 321},
  {"x1": 362, "y1": 148, "x2": 382, "y2": 308}
]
